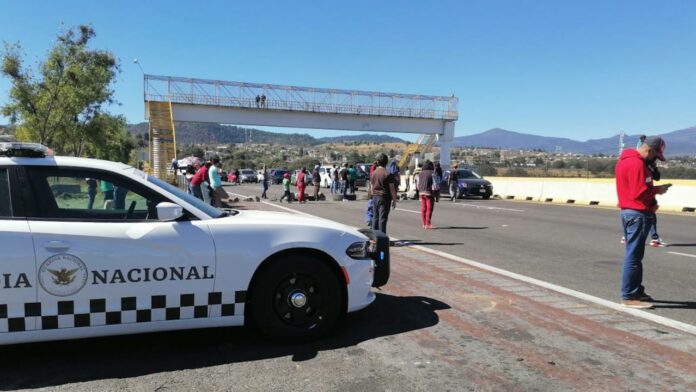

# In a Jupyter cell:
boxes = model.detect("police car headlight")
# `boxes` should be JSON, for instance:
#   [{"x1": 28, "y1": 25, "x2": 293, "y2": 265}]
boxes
[{"x1": 346, "y1": 241, "x2": 368, "y2": 259}]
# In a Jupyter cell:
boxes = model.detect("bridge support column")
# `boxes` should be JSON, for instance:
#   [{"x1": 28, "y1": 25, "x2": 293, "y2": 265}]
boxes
[{"x1": 439, "y1": 121, "x2": 455, "y2": 171}]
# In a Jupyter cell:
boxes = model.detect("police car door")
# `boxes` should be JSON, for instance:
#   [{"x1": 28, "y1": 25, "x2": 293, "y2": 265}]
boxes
[
  {"x1": 0, "y1": 167, "x2": 37, "y2": 341},
  {"x1": 23, "y1": 167, "x2": 217, "y2": 337}
]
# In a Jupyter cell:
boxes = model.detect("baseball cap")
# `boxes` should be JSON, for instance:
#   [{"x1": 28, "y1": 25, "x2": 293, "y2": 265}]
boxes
[{"x1": 644, "y1": 136, "x2": 666, "y2": 161}]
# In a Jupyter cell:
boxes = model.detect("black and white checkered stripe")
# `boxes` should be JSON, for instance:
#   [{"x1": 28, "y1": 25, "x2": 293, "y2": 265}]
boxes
[{"x1": 0, "y1": 291, "x2": 246, "y2": 333}]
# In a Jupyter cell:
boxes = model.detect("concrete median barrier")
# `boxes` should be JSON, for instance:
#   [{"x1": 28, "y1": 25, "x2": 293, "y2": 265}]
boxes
[{"x1": 488, "y1": 177, "x2": 696, "y2": 212}]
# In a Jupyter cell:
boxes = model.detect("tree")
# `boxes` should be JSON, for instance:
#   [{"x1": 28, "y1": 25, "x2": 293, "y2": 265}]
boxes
[{"x1": 1, "y1": 25, "x2": 120, "y2": 156}]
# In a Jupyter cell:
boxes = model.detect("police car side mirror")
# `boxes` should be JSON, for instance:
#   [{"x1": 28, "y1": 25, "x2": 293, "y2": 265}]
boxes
[{"x1": 156, "y1": 202, "x2": 184, "y2": 221}]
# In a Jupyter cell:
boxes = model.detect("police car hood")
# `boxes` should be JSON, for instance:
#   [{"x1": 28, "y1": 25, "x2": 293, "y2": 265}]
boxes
[{"x1": 212, "y1": 209, "x2": 366, "y2": 238}]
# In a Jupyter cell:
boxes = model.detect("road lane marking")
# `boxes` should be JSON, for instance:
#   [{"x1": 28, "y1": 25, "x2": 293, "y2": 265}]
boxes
[
  {"x1": 395, "y1": 208, "x2": 420, "y2": 214},
  {"x1": 226, "y1": 190, "x2": 696, "y2": 336},
  {"x1": 454, "y1": 204, "x2": 525, "y2": 212},
  {"x1": 668, "y1": 251, "x2": 696, "y2": 259}
]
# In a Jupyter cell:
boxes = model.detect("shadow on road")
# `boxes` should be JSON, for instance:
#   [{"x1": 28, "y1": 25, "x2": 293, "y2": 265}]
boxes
[
  {"x1": 649, "y1": 300, "x2": 696, "y2": 310},
  {"x1": 665, "y1": 243, "x2": 696, "y2": 247},
  {"x1": 434, "y1": 226, "x2": 488, "y2": 230},
  {"x1": 0, "y1": 293, "x2": 449, "y2": 390},
  {"x1": 393, "y1": 239, "x2": 464, "y2": 247}
]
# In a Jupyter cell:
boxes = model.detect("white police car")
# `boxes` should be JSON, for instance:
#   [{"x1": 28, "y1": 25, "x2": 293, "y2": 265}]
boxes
[{"x1": 0, "y1": 143, "x2": 389, "y2": 344}]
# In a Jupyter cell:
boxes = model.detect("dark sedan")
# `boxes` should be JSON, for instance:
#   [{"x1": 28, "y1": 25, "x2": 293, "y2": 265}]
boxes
[
  {"x1": 443, "y1": 169, "x2": 493, "y2": 199},
  {"x1": 270, "y1": 169, "x2": 290, "y2": 184}
]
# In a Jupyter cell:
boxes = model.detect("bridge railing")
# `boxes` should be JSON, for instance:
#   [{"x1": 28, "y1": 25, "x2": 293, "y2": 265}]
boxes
[{"x1": 145, "y1": 75, "x2": 458, "y2": 121}]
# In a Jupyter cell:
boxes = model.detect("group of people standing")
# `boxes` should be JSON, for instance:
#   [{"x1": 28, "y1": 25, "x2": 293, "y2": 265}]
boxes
[
  {"x1": 329, "y1": 163, "x2": 359, "y2": 198},
  {"x1": 185, "y1": 157, "x2": 229, "y2": 207},
  {"x1": 279, "y1": 165, "x2": 323, "y2": 203},
  {"x1": 255, "y1": 95, "x2": 267, "y2": 108}
]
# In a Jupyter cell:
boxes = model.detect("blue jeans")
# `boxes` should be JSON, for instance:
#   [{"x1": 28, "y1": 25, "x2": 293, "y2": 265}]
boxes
[
  {"x1": 647, "y1": 212, "x2": 659, "y2": 240},
  {"x1": 371, "y1": 195, "x2": 391, "y2": 235},
  {"x1": 331, "y1": 179, "x2": 338, "y2": 194},
  {"x1": 620, "y1": 209, "x2": 654, "y2": 299},
  {"x1": 87, "y1": 187, "x2": 97, "y2": 209},
  {"x1": 190, "y1": 184, "x2": 203, "y2": 200},
  {"x1": 262, "y1": 181, "x2": 269, "y2": 198}
]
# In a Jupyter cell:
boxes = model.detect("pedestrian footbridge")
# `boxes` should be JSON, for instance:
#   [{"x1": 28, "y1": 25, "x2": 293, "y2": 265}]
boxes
[{"x1": 143, "y1": 75, "x2": 458, "y2": 178}]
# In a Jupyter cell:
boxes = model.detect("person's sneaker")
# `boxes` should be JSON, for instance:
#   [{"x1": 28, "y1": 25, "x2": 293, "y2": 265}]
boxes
[
  {"x1": 650, "y1": 239, "x2": 668, "y2": 247},
  {"x1": 637, "y1": 292, "x2": 653, "y2": 301},
  {"x1": 620, "y1": 236, "x2": 626, "y2": 244},
  {"x1": 621, "y1": 299, "x2": 653, "y2": 309}
]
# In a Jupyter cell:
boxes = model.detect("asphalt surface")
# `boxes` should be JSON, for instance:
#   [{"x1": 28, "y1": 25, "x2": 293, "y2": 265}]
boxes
[
  {"x1": 229, "y1": 182, "x2": 696, "y2": 326},
  {"x1": 3, "y1": 181, "x2": 696, "y2": 391}
]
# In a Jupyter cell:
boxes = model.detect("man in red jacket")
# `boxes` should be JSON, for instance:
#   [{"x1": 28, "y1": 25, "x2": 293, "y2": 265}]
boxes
[{"x1": 615, "y1": 136, "x2": 670, "y2": 309}]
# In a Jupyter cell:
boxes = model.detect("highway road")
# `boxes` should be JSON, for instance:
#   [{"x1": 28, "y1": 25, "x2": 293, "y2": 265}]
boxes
[
  {"x1": 228, "y1": 182, "x2": 696, "y2": 327},
  {"x1": 3, "y1": 182, "x2": 696, "y2": 391}
]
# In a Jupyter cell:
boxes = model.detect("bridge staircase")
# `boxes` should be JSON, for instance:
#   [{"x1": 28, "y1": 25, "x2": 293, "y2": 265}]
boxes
[
  {"x1": 399, "y1": 133, "x2": 437, "y2": 169},
  {"x1": 147, "y1": 101, "x2": 177, "y2": 180}
]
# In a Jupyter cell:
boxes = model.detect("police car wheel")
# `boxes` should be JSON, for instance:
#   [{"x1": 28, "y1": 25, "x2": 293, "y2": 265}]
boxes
[{"x1": 251, "y1": 255, "x2": 343, "y2": 341}]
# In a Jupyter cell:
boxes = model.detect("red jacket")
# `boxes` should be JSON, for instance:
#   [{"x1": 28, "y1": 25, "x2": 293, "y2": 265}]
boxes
[
  {"x1": 190, "y1": 166, "x2": 208, "y2": 186},
  {"x1": 615, "y1": 149, "x2": 658, "y2": 213}
]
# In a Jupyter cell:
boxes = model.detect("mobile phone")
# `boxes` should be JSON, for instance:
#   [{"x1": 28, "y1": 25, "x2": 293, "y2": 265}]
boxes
[{"x1": 662, "y1": 183, "x2": 673, "y2": 188}]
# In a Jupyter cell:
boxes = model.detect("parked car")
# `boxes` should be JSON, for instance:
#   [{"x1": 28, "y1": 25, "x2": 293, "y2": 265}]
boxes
[
  {"x1": 239, "y1": 169, "x2": 257, "y2": 183},
  {"x1": 356, "y1": 163, "x2": 374, "y2": 178},
  {"x1": 319, "y1": 165, "x2": 334, "y2": 188},
  {"x1": 443, "y1": 169, "x2": 493, "y2": 199},
  {"x1": 291, "y1": 169, "x2": 314, "y2": 186},
  {"x1": 355, "y1": 167, "x2": 368, "y2": 187},
  {"x1": 0, "y1": 142, "x2": 390, "y2": 344},
  {"x1": 270, "y1": 169, "x2": 289, "y2": 184}
]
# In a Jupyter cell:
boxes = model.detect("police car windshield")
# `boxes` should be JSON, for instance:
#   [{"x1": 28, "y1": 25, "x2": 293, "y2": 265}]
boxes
[{"x1": 147, "y1": 176, "x2": 228, "y2": 218}]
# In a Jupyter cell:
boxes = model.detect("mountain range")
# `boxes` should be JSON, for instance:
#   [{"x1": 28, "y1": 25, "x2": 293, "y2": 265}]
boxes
[
  {"x1": 451, "y1": 126, "x2": 696, "y2": 156},
  {"x1": 126, "y1": 122, "x2": 406, "y2": 145}
]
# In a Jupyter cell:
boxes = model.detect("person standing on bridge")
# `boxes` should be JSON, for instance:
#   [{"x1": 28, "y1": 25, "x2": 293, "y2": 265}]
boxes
[
  {"x1": 261, "y1": 94, "x2": 266, "y2": 108},
  {"x1": 255, "y1": 95, "x2": 260, "y2": 108},
  {"x1": 369, "y1": 153, "x2": 398, "y2": 234},
  {"x1": 615, "y1": 136, "x2": 670, "y2": 309}
]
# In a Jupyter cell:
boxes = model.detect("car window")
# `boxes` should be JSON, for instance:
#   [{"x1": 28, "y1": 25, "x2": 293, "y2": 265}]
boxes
[
  {"x1": 0, "y1": 169, "x2": 11, "y2": 217},
  {"x1": 147, "y1": 175, "x2": 226, "y2": 219},
  {"x1": 26, "y1": 167, "x2": 163, "y2": 221},
  {"x1": 457, "y1": 170, "x2": 481, "y2": 179}
]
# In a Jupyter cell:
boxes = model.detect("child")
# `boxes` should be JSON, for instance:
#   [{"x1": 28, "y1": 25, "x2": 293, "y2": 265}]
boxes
[{"x1": 280, "y1": 173, "x2": 292, "y2": 203}]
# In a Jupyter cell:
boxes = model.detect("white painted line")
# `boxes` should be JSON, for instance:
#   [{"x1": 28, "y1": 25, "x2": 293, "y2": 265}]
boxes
[
  {"x1": 395, "y1": 208, "x2": 420, "y2": 214},
  {"x1": 228, "y1": 191, "x2": 696, "y2": 337},
  {"x1": 454, "y1": 203, "x2": 525, "y2": 212},
  {"x1": 227, "y1": 192, "x2": 317, "y2": 217},
  {"x1": 411, "y1": 245, "x2": 696, "y2": 336},
  {"x1": 668, "y1": 251, "x2": 696, "y2": 259}
]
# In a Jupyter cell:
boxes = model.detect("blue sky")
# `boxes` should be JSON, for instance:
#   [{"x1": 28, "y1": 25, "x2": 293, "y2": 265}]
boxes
[{"x1": 1, "y1": 0, "x2": 695, "y2": 141}]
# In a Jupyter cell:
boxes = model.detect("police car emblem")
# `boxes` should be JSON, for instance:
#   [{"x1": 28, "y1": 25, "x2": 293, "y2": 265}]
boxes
[{"x1": 39, "y1": 254, "x2": 88, "y2": 296}]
